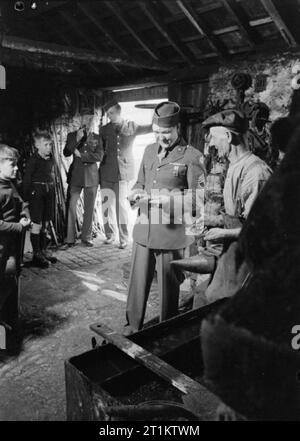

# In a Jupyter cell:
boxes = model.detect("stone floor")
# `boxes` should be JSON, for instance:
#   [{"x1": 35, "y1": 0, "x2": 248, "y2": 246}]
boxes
[{"x1": 0, "y1": 236, "x2": 194, "y2": 421}]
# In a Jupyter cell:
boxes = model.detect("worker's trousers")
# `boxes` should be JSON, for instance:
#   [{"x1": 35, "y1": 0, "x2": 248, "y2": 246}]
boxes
[{"x1": 125, "y1": 242, "x2": 185, "y2": 331}]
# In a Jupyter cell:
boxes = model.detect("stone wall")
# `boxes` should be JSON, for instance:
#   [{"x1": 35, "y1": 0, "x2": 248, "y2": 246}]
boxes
[{"x1": 206, "y1": 50, "x2": 300, "y2": 121}]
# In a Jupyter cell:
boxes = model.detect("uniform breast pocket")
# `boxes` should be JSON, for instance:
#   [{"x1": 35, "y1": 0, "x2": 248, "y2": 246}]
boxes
[{"x1": 171, "y1": 163, "x2": 187, "y2": 177}]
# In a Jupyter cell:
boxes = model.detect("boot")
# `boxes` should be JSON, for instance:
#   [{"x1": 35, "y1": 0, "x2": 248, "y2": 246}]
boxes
[
  {"x1": 30, "y1": 233, "x2": 49, "y2": 268},
  {"x1": 40, "y1": 232, "x2": 57, "y2": 263}
]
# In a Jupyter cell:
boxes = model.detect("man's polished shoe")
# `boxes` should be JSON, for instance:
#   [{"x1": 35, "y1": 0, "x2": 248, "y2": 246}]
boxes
[
  {"x1": 104, "y1": 237, "x2": 116, "y2": 244},
  {"x1": 81, "y1": 240, "x2": 94, "y2": 247},
  {"x1": 119, "y1": 241, "x2": 128, "y2": 249},
  {"x1": 170, "y1": 254, "x2": 216, "y2": 274}
]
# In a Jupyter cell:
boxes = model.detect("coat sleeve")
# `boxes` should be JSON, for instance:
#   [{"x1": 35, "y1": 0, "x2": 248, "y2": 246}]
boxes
[
  {"x1": 186, "y1": 150, "x2": 206, "y2": 218},
  {"x1": 80, "y1": 135, "x2": 104, "y2": 163},
  {"x1": 132, "y1": 154, "x2": 146, "y2": 191},
  {"x1": 22, "y1": 156, "x2": 36, "y2": 201},
  {"x1": 135, "y1": 124, "x2": 153, "y2": 136},
  {"x1": 63, "y1": 132, "x2": 77, "y2": 157}
]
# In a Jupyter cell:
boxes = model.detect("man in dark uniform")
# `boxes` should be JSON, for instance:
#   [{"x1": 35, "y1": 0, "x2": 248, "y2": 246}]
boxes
[
  {"x1": 124, "y1": 101, "x2": 206, "y2": 335},
  {"x1": 23, "y1": 130, "x2": 57, "y2": 268},
  {"x1": 64, "y1": 110, "x2": 103, "y2": 247},
  {"x1": 99, "y1": 99, "x2": 152, "y2": 249}
]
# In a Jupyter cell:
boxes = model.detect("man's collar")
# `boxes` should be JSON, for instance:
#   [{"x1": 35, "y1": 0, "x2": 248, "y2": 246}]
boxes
[{"x1": 158, "y1": 136, "x2": 182, "y2": 154}]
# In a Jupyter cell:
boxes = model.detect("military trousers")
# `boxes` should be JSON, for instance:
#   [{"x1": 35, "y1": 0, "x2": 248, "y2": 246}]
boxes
[
  {"x1": 66, "y1": 185, "x2": 98, "y2": 243},
  {"x1": 101, "y1": 180, "x2": 132, "y2": 243},
  {"x1": 125, "y1": 242, "x2": 185, "y2": 332}
]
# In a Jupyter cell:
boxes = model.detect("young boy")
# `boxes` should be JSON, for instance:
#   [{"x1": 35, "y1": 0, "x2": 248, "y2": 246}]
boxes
[
  {"x1": 0, "y1": 144, "x2": 31, "y2": 300},
  {"x1": 23, "y1": 130, "x2": 57, "y2": 268}
]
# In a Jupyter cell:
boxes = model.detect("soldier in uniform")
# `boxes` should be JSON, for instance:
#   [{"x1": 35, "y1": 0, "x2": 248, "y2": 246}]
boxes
[
  {"x1": 99, "y1": 99, "x2": 152, "y2": 249},
  {"x1": 63, "y1": 110, "x2": 103, "y2": 247},
  {"x1": 123, "y1": 101, "x2": 206, "y2": 335}
]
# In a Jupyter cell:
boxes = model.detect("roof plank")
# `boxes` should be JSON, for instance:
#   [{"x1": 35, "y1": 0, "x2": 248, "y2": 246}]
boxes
[
  {"x1": 104, "y1": 0, "x2": 161, "y2": 62},
  {"x1": 176, "y1": 0, "x2": 228, "y2": 57},
  {"x1": 260, "y1": 0, "x2": 297, "y2": 46},
  {"x1": 59, "y1": 10, "x2": 125, "y2": 77},
  {"x1": 220, "y1": 0, "x2": 261, "y2": 46},
  {"x1": 139, "y1": 1, "x2": 196, "y2": 66},
  {"x1": 77, "y1": 3, "x2": 130, "y2": 57}
]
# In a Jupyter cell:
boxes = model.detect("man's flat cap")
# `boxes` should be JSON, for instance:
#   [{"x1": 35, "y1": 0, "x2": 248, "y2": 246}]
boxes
[
  {"x1": 103, "y1": 98, "x2": 119, "y2": 112},
  {"x1": 152, "y1": 101, "x2": 180, "y2": 127},
  {"x1": 202, "y1": 109, "x2": 249, "y2": 133}
]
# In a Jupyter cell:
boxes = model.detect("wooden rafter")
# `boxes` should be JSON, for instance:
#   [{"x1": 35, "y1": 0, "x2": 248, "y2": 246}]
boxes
[
  {"x1": 104, "y1": 0, "x2": 161, "y2": 62},
  {"x1": 175, "y1": 0, "x2": 227, "y2": 57},
  {"x1": 59, "y1": 10, "x2": 125, "y2": 77},
  {"x1": 0, "y1": 35, "x2": 169, "y2": 71},
  {"x1": 220, "y1": 0, "x2": 261, "y2": 46},
  {"x1": 260, "y1": 0, "x2": 297, "y2": 47},
  {"x1": 139, "y1": 1, "x2": 196, "y2": 66},
  {"x1": 77, "y1": 2, "x2": 129, "y2": 57}
]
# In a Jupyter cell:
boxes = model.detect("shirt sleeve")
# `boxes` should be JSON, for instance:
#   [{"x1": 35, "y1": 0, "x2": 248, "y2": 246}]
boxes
[
  {"x1": 135, "y1": 124, "x2": 153, "y2": 136},
  {"x1": 240, "y1": 166, "x2": 271, "y2": 219}
]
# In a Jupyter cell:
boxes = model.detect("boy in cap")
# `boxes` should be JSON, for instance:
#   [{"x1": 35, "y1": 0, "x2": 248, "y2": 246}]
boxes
[
  {"x1": 23, "y1": 130, "x2": 57, "y2": 268},
  {"x1": 0, "y1": 144, "x2": 31, "y2": 284},
  {"x1": 172, "y1": 109, "x2": 272, "y2": 303},
  {"x1": 124, "y1": 101, "x2": 205, "y2": 335},
  {"x1": 63, "y1": 109, "x2": 103, "y2": 248},
  {"x1": 99, "y1": 99, "x2": 152, "y2": 249}
]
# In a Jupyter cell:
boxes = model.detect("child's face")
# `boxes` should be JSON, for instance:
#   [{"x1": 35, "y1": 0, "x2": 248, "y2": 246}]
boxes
[
  {"x1": 0, "y1": 158, "x2": 18, "y2": 180},
  {"x1": 35, "y1": 137, "x2": 52, "y2": 159}
]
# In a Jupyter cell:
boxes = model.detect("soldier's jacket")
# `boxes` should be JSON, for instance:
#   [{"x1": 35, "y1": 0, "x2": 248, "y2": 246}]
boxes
[
  {"x1": 99, "y1": 120, "x2": 152, "y2": 183},
  {"x1": 132, "y1": 137, "x2": 205, "y2": 250},
  {"x1": 63, "y1": 131, "x2": 103, "y2": 188}
]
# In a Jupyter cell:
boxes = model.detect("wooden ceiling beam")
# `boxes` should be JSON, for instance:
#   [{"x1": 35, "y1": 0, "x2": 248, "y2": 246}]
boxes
[
  {"x1": 59, "y1": 10, "x2": 125, "y2": 77},
  {"x1": 104, "y1": 0, "x2": 161, "y2": 62},
  {"x1": 0, "y1": 35, "x2": 169, "y2": 71},
  {"x1": 175, "y1": 0, "x2": 228, "y2": 57},
  {"x1": 220, "y1": 0, "x2": 261, "y2": 46},
  {"x1": 260, "y1": 0, "x2": 297, "y2": 47},
  {"x1": 139, "y1": 1, "x2": 196, "y2": 66},
  {"x1": 77, "y1": 2, "x2": 129, "y2": 58}
]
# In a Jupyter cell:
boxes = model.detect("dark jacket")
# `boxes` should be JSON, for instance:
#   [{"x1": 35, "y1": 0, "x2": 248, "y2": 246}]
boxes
[
  {"x1": 64, "y1": 131, "x2": 103, "y2": 187},
  {"x1": 0, "y1": 178, "x2": 29, "y2": 275},
  {"x1": 99, "y1": 120, "x2": 152, "y2": 184},
  {"x1": 22, "y1": 152, "x2": 55, "y2": 201},
  {"x1": 132, "y1": 138, "x2": 206, "y2": 250}
]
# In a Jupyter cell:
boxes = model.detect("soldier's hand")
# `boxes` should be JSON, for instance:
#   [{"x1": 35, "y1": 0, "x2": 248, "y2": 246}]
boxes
[
  {"x1": 204, "y1": 227, "x2": 228, "y2": 242},
  {"x1": 149, "y1": 195, "x2": 170, "y2": 209},
  {"x1": 20, "y1": 217, "x2": 31, "y2": 229},
  {"x1": 128, "y1": 189, "x2": 147, "y2": 203},
  {"x1": 76, "y1": 128, "x2": 85, "y2": 142},
  {"x1": 74, "y1": 148, "x2": 81, "y2": 158}
]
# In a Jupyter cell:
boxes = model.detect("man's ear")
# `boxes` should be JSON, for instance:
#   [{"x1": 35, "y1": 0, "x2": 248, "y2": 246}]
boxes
[{"x1": 226, "y1": 130, "x2": 232, "y2": 144}]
